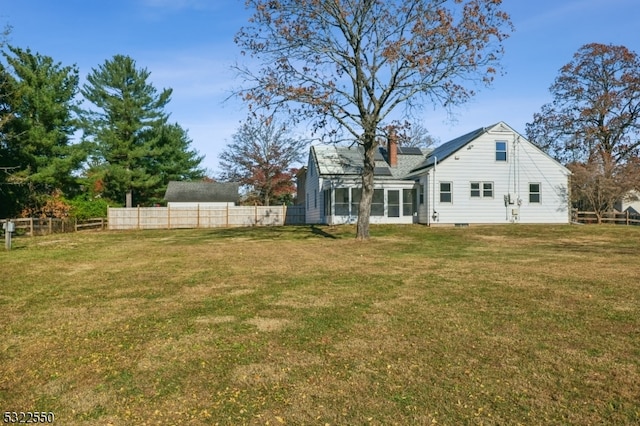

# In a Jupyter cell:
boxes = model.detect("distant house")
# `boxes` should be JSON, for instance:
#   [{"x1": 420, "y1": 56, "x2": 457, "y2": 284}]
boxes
[
  {"x1": 301, "y1": 122, "x2": 571, "y2": 225},
  {"x1": 615, "y1": 190, "x2": 640, "y2": 214},
  {"x1": 163, "y1": 181, "x2": 240, "y2": 208}
]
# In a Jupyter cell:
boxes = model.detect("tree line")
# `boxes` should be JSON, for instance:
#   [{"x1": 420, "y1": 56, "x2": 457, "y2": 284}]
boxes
[
  {"x1": 0, "y1": 41, "x2": 205, "y2": 218},
  {"x1": 4, "y1": 1, "x2": 639, "y2": 232}
]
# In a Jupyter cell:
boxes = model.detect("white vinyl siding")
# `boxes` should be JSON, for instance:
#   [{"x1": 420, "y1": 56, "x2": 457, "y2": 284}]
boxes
[
  {"x1": 421, "y1": 124, "x2": 569, "y2": 224},
  {"x1": 304, "y1": 151, "x2": 323, "y2": 224}
]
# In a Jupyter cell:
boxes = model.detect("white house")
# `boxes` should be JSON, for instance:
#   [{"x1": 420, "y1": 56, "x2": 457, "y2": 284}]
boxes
[
  {"x1": 409, "y1": 122, "x2": 571, "y2": 225},
  {"x1": 615, "y1": 190, "x2": 640, "y2": 214},
  {"x1": 304, "y1": 141, "x2": 430, "y2": 225},
  {"x1": 302, "y1": 122, "x2": 571, "y2": 225}
]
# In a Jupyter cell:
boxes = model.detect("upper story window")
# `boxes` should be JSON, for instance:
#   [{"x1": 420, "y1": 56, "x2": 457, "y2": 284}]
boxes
[{"x1": 496, "y1": 141, "x2": 507, "y2": 162}]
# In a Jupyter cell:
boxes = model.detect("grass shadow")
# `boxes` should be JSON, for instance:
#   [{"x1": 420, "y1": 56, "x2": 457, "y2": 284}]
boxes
[{"x1": 310, "y1": 225, "x2": 338, "y2": 239}]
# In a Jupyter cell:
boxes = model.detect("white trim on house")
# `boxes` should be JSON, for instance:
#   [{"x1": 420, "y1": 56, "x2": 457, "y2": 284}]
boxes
[
  {"x1": 411, "y1": 122, "x2": 571, "y2": 225},
  {"x1": 302, "y1": 122, "x2": 571, "y2": 226},
  {"x1": 304, "y1": 144, "x2": 427, "y2": 225}
]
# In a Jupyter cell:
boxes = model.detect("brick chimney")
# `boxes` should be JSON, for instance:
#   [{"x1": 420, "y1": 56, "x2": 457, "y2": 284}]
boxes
[{"x1": 388, "y1": 129, "x2": 398, "y2": 167}]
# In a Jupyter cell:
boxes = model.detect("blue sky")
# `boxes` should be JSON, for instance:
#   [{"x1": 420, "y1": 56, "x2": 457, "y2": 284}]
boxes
[{"x1": 3, "y1": 0, "x2": 639, "y2": 173}]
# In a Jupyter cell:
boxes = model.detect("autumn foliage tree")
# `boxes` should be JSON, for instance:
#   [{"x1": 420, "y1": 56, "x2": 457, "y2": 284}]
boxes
[
  {"x1": 235, "y1": 0, "x2": 512, "y2": 239},
  {"x1": 526, "y1": 43, "x2": 640, "y2": 220},
  {"x1": 218, "y1": 117, "x2": 306, "y2": 206}
]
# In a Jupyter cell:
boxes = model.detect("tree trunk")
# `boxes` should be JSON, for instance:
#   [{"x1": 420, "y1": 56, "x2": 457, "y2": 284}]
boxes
[
  {"x1": 356, "y1": 137, "x2": 377, "y2": 240},
  {"x1": 595, "y1": 211, "x2": 602, "y2": 224}
]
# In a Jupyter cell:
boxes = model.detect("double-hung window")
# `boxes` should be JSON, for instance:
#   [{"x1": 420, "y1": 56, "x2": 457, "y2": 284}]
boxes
[
  {"x1": 496, "y1": 141, "x2": 507, "y2": 162},
  {"x1": 470, "y1": 182, "x2": 494, "y2": 198},
  {"x1": 529, "y1": 183, "x2": 541, "y2": 203},
  {"x1": 440, "y1": 182, "x2": 452, "y2": 203},
  {"x1": 483, "y1": 182, "x2": 494, "y2": 198}
]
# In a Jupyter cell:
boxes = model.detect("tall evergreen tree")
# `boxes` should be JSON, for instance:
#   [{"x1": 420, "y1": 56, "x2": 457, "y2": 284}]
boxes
[
  {"x1": 82, "y1": 54, "x2": 188, "y2": 207},
  {"x1": 0, "y1": 46, "x2": 83, "y2": 217},
  {"x1": 138, "y1": 122, "x2": 206, "y2": 203}
]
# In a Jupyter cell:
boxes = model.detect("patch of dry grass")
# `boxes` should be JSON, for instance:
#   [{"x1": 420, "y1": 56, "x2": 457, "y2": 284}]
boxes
[{"x1": 1, "y1": 224, "x2": 639, "y2": 425}]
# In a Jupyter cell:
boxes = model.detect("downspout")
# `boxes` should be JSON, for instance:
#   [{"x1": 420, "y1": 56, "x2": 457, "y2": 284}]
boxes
[{"x1": 431, "y1": 156, "x2": 438, "y2": 224}]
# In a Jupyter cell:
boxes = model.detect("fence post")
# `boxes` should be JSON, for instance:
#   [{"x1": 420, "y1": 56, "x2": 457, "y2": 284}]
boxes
[
  {"x1": 197, "y1": 204, "x2": 200, "y2": 228},
  {"x1": 167, "y1": 205, "x2": 171, "y2": 230},
  {"x1": 30, "y1": 218, "x2": 34, "y2": 237},
  {"x1": 226, "y1": 204, "x2": 229, "y2": 228},
  {"x1": 626, "y1": 210, "x2": 630, "y2": 226},
  {"x1": 137, "y1": 206, "x2": 141, "y2": 230}
]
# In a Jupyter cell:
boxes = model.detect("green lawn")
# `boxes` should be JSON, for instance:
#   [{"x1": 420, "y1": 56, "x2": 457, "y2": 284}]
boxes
[{"x1": 1, "y1": 225, "x2": 639, "y2": 425}]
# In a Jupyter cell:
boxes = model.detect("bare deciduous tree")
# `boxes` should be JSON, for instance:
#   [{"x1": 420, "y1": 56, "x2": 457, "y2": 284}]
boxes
[{"x1": 234, "y1": 0, "x2": 512, "y2": 239}]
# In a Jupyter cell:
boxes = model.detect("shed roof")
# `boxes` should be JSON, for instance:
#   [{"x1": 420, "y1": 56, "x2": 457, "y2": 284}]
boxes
[{"x1": 164, "y1": 181, "x2": 240, "y2": 203}]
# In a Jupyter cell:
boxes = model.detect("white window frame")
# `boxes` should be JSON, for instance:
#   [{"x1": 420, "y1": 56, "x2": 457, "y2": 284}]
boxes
[
  {"x1": 470, "y1": 181, "x2": 494, "y2": 198},
  {"x1": 439, "y1": 182, "x2": 452, "y2": 203},
  {"x1": 529, "y1": 183, "x2": 541, "y2": 203},
  {"x1": 496, "y1": 141, "x2": 508, "y2": 162}
]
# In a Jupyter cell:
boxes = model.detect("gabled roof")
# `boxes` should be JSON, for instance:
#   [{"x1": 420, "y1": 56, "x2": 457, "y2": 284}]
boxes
[
  {"x1": 408, "y1": 121, "x2": 571, "y2": 176},
  {"x1": 311, "y1": 144, "x2": 430, "y2": 179},
  {"x1": 164, "y1": 181, "x2": 240, "y2": 203},
  {"x1": 410, "y1": 125, "x2": 489, "y2": 172}
]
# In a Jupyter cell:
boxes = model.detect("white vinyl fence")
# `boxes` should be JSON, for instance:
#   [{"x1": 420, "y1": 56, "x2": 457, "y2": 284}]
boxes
[{"x1": 108, "y1": 205, "x2": 305, "y2": 230}]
